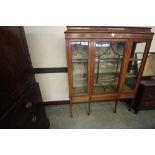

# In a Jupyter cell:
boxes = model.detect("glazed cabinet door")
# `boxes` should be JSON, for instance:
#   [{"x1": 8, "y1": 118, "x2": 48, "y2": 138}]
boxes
[
  {"x1": 67, "y1": 40, "x2": 91, "y2": 96},
  {"x1": 91, "y1": 40, "x2": 127, "y2": 94},
  {"x1": 123, "y1": 40, "x2": 152, "y2": 92}
]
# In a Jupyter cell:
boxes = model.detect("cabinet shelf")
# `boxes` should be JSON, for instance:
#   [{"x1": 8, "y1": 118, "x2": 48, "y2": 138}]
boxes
[
  {"x1": 72, "y1": 57, "x2": 143, "y2": 62},
  {"x1": 72, "y1": 59, "x2": 88, "y2": 63},
  {"x1": 126, "y1": 73, "x2": 137, "y2": 78}
]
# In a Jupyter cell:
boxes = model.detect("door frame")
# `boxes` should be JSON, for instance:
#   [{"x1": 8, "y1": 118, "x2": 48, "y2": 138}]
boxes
[{"x1": 66, "y1": 39, "x2": 92, "y2": 97}]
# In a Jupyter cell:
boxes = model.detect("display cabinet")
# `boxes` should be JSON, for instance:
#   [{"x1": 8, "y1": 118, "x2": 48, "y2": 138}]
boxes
[{"x1": 64, "y1": 26, "x2": 154, "y2": 117}]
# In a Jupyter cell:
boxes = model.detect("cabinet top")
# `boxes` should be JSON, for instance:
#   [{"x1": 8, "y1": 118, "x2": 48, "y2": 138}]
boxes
[{"x1": 65, "y1": 26, "x2": 153, "y2": 34}]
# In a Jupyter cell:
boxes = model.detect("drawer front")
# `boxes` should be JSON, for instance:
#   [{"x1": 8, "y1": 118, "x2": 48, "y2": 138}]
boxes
[
  {"x1": 0, "y1": 83, "x2": 44, "y2": 129},
  {"x1": 71, "y1": 96, "x2": 89, "y2": 103},
  {"x1": 26, "y1": 105, "x2": 50, "y2": 129},
  {"x1": 142, "y1": 87, "x2": 155, "y2": 101},
  {"x1": 140, "y1": 100, "x2": 155, "y2": 109}
]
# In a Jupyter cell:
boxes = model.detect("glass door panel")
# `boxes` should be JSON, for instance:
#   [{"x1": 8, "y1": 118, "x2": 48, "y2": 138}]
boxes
[
  {"x1": 123, "y1": 42, "x2": 146, "y2": 91},
  {"x1": 71, "y1": 41, "x2": 88, "y2": 94},
  {"x1": 93, "y1": 41, "x2": 126, "y2": 93}
]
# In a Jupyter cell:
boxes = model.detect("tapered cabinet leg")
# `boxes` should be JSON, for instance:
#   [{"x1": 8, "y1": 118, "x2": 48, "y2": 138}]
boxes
[
  {"x1": 128, "y1": 98, "x2": 135, "y2": 111},
  {"x1": 134, "y1": 110, "x2": 138, "y2": 114},
  {"x1": 114, "y1": 100, "x2": 118, "y2": 113},
  {"x1": 69, "y1": 101, "x2": 73, "y2": 117},
  {"x1": 88, "y1": 102, "x2": 91, "y2": 116},
  {"x1": 128, "y1": 106, "x2": 131, "y2": 111}
]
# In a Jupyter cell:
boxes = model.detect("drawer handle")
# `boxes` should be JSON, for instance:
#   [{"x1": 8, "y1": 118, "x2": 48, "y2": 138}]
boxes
[
  {"x1": 32, "y1": 116, "x2": 37, "y2": 123},
  {"x1": 25, "y1": 102, "x2": 32, "y2": 109}
]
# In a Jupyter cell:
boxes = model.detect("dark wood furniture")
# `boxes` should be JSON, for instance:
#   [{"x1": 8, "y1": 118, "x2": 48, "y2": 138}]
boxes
[
  {"x1": 133, "y1": 79, "x2": 155, "y2": 113},
  {"x1": 0, "y1": 27, "x2": 50, "y2": 128},
  {"x1": 64, "y1": 26, "x2": 154, "y2": 117}
]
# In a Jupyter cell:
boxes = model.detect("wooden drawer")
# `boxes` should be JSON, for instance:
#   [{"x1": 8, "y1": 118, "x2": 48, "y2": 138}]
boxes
[
  {"x1": 0, "y1": 83, "x2": 49, "y2": 129},
  {"x1": 26, "y1": 105, "x2": 50, "y2": 129},
  {"x1": 141, "y1": 87, "x2": 155, "y2": 101},
  {"x1": 134, "y1": 80, "x2": 155, "y2": 113},
  {"x1": 71, "y1": 96, "x2": 89, "y2": 103},
  {"x1": 140, "y1": 100, "x2": 155, "y2": 109},
  {"x1": 91, "y1": 93, "x2": 119, "y2": 101}
]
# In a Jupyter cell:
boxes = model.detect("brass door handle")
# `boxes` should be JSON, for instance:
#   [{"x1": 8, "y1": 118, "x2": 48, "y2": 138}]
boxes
[
  {"x1": 32, "y1": 116, "x2": 37, "y2": 123},
  {"x1": 25, "y1": 102, "x2": 32, "y2": 109}
]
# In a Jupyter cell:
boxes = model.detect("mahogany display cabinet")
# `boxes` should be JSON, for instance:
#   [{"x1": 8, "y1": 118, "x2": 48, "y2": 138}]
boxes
[{"x1": 64, "y1": 26, "x2": 154, "y2": 117}]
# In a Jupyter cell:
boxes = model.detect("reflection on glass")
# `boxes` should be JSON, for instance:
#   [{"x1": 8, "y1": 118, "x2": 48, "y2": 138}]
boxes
[
  {"x1": 143, "y1": 53, "x2": 155, "y2": 76},
  {"x1": 124, "y1": 42, "x2": 146, "y2": 90},
  {"x1": 93, "y1": 41, "x2": 125, "y2": 93},
  {"x1": 71, "y1": 42, "x2": 88, "y2": 94}
]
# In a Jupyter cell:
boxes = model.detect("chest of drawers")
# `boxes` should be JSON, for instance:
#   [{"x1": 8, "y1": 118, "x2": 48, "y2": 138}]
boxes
[
  {"x1": 0, "y1": 27, "x2": 49, "y2": 129},
  {"x1": 0, "y1": 83, "x2": 49, "y2": 129},
  {"x1": 134, "y1": 79, "x2": 155, "y2": 113}
]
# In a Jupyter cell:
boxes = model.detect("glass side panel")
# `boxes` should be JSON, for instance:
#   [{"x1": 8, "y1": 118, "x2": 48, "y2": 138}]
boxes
[
  {"x1": 93, "y1": 41, "x2": 125, "y2": 93},
  {"x1": 124, "y1": 42, "x2": 146, "y2": 91},
  {"x1": 71, "y1": 41, "x2": 88, "y2": 94}
]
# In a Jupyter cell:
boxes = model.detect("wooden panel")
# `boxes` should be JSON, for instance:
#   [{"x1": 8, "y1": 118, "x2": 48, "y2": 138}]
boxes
[
  {"x1": 119, "y1": 92, "x2": 135, "y2": 99},
  {"x1": 65, "y1": 40, "x2": 73, "y2": 97},
  {"x1": 134, "y1": 40, "x2": 152, "y2": 92},
  {"x1": 91, "y1": 92, "x2": 134, "y2": 101},
  {"x1": 66, "y1": 26, "x2": 152, "y2": 33},
  {"x1": 91, "y1": 93, "x2": 119, "y2": 101},
  {"x1": 71, "y1": 96, "x2": 89, "y2": 103},
  {"x1": 0, "y1": 27, "x2": 49, "y2": 129},
  {"x1": 139, "y1": 100, "x2": 155, "y2": 108},
  {"x1": 142, "y1": 88, "x2": 155, "y2": 101},
  {"x1": 65, "y1": 33, "x2": 153, "y2": 40},
  {"x1": 0, "y1": 84, "x2": 38, "y2": 128},
  {"x1": 89, "y1": 41, "x2": 96, "y2": 95},
  {"x1": 88, "y1": 41, "x2": 92, "y2": 95},
  {"x1": 0, "y1": 27, "x2": 34, "y2": 101},
  {"x1": 133, "y1": 80, "x2": 155, "y2": 113},
  {"x1": 118, "y1": 40, "x2": 133, "y2": 92},
  {"x1": 0, "y1": 83, "x2": 49, "y2": 129}
]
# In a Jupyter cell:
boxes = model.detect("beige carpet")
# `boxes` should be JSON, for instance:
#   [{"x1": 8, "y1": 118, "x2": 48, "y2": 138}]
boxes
[{"x1": 45, "y1": 101, "x2": 155, "y2": 129}]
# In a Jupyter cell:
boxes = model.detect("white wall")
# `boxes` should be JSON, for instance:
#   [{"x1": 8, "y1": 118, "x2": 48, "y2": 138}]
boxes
[
  {"x1": 24, "y1": 26, "x2": 155, "y2": 102},
  {"x1": 149, "y1": 27, "x2": 155, "y2": 52},
  {"x1": 24, "y1": 26, "x2": 69, "y2": 101}
]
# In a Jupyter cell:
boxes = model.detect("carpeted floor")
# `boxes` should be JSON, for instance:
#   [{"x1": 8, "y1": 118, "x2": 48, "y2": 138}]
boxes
[{"x1": 45, "y1": 101, "x2": 155, "y2": 129}]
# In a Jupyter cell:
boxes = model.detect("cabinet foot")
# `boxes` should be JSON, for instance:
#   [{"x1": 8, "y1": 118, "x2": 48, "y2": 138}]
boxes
[
  {"x1": 129, "y1": 98, "x2": 135, "y2": 112},
  {"x1": 69, "y1": 102, "x2": 73, "y2": 118},
  {"x1": 88, "y1": 102, "x2": 91, "y2": 116},
  {"x1": 134, "y1": 110, "x2": 138, "y2": 114}
]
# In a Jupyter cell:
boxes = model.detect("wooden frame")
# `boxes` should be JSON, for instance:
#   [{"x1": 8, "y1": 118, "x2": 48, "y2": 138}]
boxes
[{"x1": 64, "y1": 27, "x2": 154, "y2": 117}]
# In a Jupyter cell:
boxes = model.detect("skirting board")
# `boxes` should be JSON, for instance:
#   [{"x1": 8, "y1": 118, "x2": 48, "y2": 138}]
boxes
[
  {"x1": 43, "y1": 100, "x2": 70, "y2": 106},
  {"x1": 33, "y1": 67, "x2": 68, "y2": 74},
  {"x1": 43, "y1": 100, "x2": 89, "y2": 106}
]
